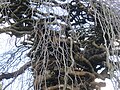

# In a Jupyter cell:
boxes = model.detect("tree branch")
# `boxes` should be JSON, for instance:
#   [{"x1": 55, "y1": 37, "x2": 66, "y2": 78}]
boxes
[
  {"x1": 0, "y1": 61, "x2": 31, "y2": 81},
  {"x1": 0, "y1": 27, "x2": 32, "y2": 34}
]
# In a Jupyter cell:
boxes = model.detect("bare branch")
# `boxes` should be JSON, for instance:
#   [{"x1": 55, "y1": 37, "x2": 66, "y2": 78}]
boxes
[{"x1": 0, "y1": 61, "x2": 31, "y2": 81}]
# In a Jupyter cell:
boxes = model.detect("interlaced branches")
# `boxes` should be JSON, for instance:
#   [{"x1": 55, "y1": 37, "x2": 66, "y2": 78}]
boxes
[
  {"x1": 0, "y1": 0, "x2": 120, "y2": 90},
  {"x1": 89, "y1": 0, "x2": 120, "y2": 89}
]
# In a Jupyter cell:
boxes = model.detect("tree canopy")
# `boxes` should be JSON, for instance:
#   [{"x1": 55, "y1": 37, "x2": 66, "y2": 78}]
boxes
[{"x1": 0, "y1": 0, "x2": 120, "y2": 90}]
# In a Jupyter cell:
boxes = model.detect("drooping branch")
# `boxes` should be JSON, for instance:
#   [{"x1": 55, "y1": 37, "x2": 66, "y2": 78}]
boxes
[
  {"x1": 0, "y1": 61, "x2": 31, "y2": 81},
  {"x1": 0, "y1": 27, "x2": 32, "y2": 37}
]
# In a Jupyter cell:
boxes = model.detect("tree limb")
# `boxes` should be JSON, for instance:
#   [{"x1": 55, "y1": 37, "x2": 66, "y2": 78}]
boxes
[{"x1": 0, "y1": 61, "x2": 31, "y2": 81}]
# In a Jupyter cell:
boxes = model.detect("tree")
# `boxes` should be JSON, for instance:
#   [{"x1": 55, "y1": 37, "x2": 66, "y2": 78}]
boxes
[
  {"x1": 0, "y1": 84, "x2": 2, "y2": 90},
  {"x1": 0, "y1": 0, "x2": 120, "y2": 90}
]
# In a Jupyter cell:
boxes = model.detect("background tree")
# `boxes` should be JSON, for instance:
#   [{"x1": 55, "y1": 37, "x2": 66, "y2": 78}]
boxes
[
  {"x1": 0, "y1": 0, "x2": 120, "y2": 90},
  {"x1": 0, "y1": 84, "x2": 2, "y2": 90}
]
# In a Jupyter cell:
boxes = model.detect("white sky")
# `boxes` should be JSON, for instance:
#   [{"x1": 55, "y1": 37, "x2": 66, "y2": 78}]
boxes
[{"x1": 96, "y1": 78, "x2": 114, "y2": 90}]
